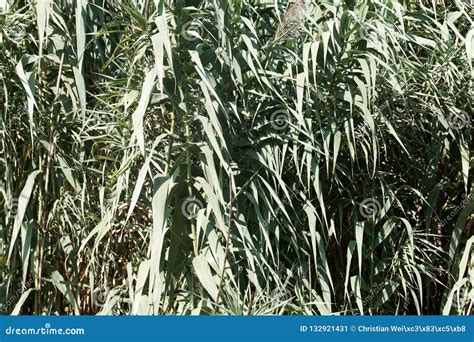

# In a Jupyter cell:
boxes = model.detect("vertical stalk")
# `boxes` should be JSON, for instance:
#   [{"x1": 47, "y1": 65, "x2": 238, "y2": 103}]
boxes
[
  {"x1": 185, "y1": 113, "x2": 198, "y2": 257},
  {"x1": 164, "y1": 109, "x2": 175, "y2": 176},
  {"x1": 215, "y1": 174, "x2": 234, "y2": 309}
]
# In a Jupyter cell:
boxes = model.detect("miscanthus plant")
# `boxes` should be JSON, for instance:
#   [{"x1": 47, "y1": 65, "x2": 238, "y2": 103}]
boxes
[{"x1": 0, "y1": 0, "x2": 473, "y2": 315}]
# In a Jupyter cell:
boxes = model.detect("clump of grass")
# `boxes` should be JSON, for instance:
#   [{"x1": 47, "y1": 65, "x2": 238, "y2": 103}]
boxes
[{"x1": 0, "y1": 0, "x2": 472, "y2": 315}]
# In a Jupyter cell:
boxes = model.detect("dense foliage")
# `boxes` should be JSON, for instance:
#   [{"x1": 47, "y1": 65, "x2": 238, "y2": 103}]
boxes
[{"x1": 0, "y1": 0, "x2": 473, "y2": 315}]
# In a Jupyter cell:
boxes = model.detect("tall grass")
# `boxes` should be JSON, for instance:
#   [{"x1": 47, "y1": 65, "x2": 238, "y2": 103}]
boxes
[{"x1": 0, "y1": 0, "x2": 473, "y2": 315}]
